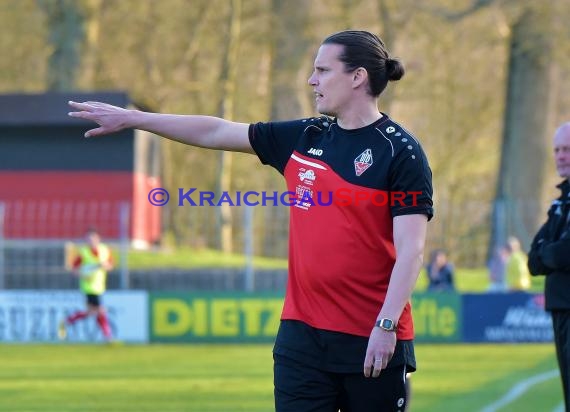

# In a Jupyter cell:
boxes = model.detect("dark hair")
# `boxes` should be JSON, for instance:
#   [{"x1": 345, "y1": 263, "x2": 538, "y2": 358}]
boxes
[
  {"x1": 429, "y1": 249, "x2": 447, "y2": 262},
  {"x1": 322, "y1": 30, "x2": 404, "y2": 97}
]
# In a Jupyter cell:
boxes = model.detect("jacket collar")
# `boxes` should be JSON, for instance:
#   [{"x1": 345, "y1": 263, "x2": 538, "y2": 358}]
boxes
[{"x1": 557, "y1": 179, "x2": 570, "y2": 197}]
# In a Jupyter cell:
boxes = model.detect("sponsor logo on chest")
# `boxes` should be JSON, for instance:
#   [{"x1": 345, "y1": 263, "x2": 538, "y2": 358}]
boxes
[{"x1": 298, "y1": 169, "x2": 316, "y2": 184}]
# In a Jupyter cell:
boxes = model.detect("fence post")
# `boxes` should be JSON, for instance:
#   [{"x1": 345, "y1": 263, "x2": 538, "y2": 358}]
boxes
[
  {"x1": 0, "y1": 202, "x2": 4, "y2": 290},
  {"x1": 119, "y1": 202, "x2": 130, "y2": 289},
  {"x1": 244, "y1": 205, "x2": 254, "y2": 292}
]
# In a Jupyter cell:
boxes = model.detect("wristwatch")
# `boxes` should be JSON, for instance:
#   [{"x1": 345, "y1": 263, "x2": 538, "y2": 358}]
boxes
[{"x1": 375, "y1": 318, "x2": 397, "y2": 332}]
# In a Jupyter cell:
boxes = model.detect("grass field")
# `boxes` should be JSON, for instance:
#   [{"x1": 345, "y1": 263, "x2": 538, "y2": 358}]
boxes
[
  {"x1": 126, "y1": 247, "x2": 546, "y2": 294},
  {"x1": 0, "y1": 343, "x2": 562, "y2": 412},
  {"x1": 127, "y1": 247, "x2": 288, "y2": 271},
  {"x1": 45, "y1": 248, "x2": 554, "y2": 411}
]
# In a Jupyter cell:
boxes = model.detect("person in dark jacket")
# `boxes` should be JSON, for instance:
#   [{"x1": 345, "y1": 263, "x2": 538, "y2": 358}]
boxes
[
  {"x1": 528, "y1": 122, "x2": 570, "y2": 410},
  {"x1": 426, "y1": 249, "x2": 455, "y2": 292}
]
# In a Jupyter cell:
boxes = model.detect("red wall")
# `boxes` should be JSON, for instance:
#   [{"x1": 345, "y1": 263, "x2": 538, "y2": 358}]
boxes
[{"x1": 0, "y1": 171, "x2": 160, "y2": 243}]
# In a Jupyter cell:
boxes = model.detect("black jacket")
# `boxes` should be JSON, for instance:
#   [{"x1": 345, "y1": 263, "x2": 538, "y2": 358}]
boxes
[{"x1": 528, "y1": 179, "x2": 570, "y2": 310}]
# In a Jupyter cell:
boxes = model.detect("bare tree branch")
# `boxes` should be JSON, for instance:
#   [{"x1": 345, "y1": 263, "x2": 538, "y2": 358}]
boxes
[{"x1": 418, "y1": 0, "x2": 496, "y2": 21}]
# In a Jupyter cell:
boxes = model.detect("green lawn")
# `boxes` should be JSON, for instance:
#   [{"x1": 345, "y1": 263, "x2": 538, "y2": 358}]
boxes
[
  {"x1": 127, "y1": 247, "x2": 288, "y2": 270},
  {"x1": 0, "y1": 344, "x2": 561, "y2": 412},
  {"x1": 412, "y1": 344, "x2": 560, "y2": 412},
  {"x1": 127, "y1": 247, "x2": 546, "y2": 294}
]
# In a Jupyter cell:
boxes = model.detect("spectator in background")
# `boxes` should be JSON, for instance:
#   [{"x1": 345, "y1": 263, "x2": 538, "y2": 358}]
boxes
[
  {"x1": 58, "y1": 228, "x2": 114, "y2": 341},
  {"x1": 487, "y1": 244, "x2": 509, "y2": 292},
  {"x1": 426, "y1": 249, "x2": 455, "y2": 292},
  {"x1": 506, "y1": 236, "x2": 531, "y2": 291}
]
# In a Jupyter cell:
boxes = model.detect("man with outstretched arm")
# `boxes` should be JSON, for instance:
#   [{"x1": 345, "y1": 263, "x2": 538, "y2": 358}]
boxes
[{"x1": 69, "y1": 30, "x2": 433, "y2": 412}]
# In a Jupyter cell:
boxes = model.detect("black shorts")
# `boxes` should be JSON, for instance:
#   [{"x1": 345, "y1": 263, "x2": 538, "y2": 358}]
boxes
[
  {"x1": 273, "y1": 320, "x2": 416, "y2": 373},
  {"x1": 273, "y1": 321, "x2": 413, "y2": 411},
  {"x1": 86, "y1": 294, "x2": 101, "y2": 307},
  {"x1": 274, "y1": 353, "x2": 408, "y2": 412}
]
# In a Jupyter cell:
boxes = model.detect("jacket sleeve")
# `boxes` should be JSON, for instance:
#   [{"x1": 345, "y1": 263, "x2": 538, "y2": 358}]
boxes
[
  {"x1": 541, "y1": 239, "x2": 570, "y2": 271},
  {"x1": 528, "y1": 224, "x2": 553, "y2": 276}
]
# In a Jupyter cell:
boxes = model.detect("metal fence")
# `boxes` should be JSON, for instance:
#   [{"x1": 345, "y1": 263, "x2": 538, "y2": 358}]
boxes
[
  {"x1": 0, "y1": 200, "x2": 289, "y2": 292},
  {"x1": 0, "y1": 196, "x2": 549, "y2": 291},
  {"x1": 0, "y1": 200, "x2": 130, "y2": 290}
]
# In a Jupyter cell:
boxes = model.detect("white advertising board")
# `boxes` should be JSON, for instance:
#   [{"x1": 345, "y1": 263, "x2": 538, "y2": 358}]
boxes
[{"x1": 0, "y1": 291, "x2": 148, "y2": 343}]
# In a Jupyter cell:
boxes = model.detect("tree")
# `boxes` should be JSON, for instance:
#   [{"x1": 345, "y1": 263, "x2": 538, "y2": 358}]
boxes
[
  {"x1": 422, "y1": 0, "x2": 569, "y2": 260},
  {"x1": 215, "y1": 0, "x2": 243, "y2": 253},
  {"x1": 375, "y1": 0, "x2": 416, "y2": 111},
  {"x1": 37, "y1": 0, "x2": 85, "y2": 91},
  {"x1": 0, "y1": 0, "x2": 49, "y2": 92},
  {"x1": 490, "y1": 4, "x2": 558, "y2": 251},
  {"x1": 79, "y1": 0, "x2": 103, "y2": 89},
  {"x1": 268, "y1": 0, "x2": 313, "y2": 120}
]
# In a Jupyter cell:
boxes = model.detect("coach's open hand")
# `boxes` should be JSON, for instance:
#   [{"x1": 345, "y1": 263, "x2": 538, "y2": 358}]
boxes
[
  {"x1": 363, "y1": 327, "x2": 396, "y2": 378},
  {"x1": 68, "y1": 101, "x2": 132, "y2": 138}
]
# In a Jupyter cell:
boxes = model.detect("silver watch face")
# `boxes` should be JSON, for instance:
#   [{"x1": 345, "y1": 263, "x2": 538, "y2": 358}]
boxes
[
  {"x1": 377, "y1": 318, "x2": 395, "y2": 330},
  {"x1": 381, "y1": 319, "x2": 393, "y2": 329}
]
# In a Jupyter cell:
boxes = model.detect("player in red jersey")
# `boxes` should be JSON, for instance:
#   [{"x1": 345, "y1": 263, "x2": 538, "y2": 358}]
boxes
[{"x1": 68, "y1": 30, "x2": 433, "y2": 411}]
